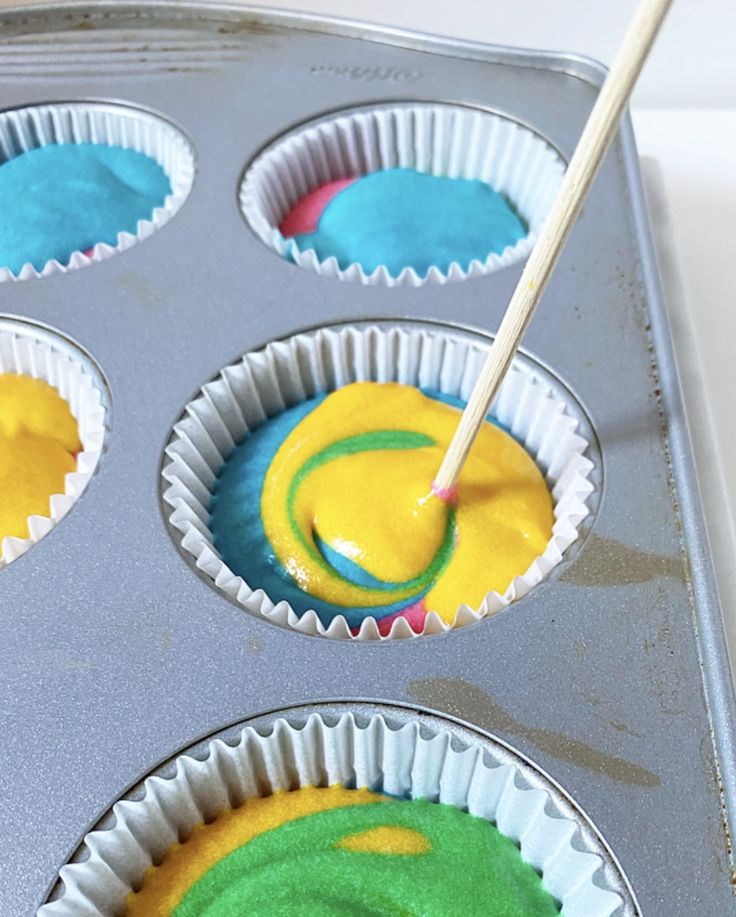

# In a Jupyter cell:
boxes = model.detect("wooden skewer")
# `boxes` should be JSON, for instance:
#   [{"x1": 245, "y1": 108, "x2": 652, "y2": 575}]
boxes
[{"x1": 433, "y1": 0, "x2": 672, "y2": 497}]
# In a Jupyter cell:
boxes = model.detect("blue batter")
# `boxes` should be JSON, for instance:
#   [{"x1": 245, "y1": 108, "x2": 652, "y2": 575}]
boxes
[
  {"x1": 210, "y1": 390, "x2": 507, "y2": 629},
  {"x1": 291, "y1": 168, "x2": 526, "y2": 277},
  {"x1": 0, "y1": 143, "x2": 171, "y2": 273}
]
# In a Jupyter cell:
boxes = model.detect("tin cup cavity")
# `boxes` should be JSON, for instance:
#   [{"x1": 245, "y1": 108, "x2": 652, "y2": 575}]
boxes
[
  {"x1": 0, "y1": 101, "x2": 195, "y2": 282},
  {"x1": 240, "y1": 102, "x2": 565, "y2": 286},
  {"x1": 0, "y1": 317, "x2": 108, "y2": 567},
  {"x1": 40, "y1": 703, "x2": 636, "y2": 917},
  {"x1": 161, "y1": 322, "x2": 598, "y2": 640}
]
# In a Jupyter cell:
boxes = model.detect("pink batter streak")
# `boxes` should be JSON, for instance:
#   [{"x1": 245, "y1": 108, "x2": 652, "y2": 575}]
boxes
[
  {"x1": 279, "y1": 178, "x2": 356, "y2": 237},
  {"x1": 431, "y1": 481, "x2": 458, "y2": 505},
  {"x1": 351, "y1": 600, "x2": 427, "y2": 638}
]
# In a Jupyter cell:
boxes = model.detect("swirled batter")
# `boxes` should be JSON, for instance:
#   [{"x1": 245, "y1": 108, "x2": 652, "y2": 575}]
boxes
[
  {"x1": 0, "y1": 374, "x2": 80, "y2": 555},
  {"x1": 210, "y1": 382, "x2": 552, "y2": 633},
  {"x1": 126, "y1": 786, "x2": 560, "y2": 916}
]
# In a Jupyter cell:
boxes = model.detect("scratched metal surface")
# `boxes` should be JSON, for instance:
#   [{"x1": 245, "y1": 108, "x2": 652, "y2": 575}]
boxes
[{"x1": 0, "y1": 4, "x2": 733, "y2": 915}]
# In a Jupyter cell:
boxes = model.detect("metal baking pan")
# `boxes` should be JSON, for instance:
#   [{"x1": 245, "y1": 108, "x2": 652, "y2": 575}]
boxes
[{"x1": 0, "y1": 3, "x2": 733, "y2": 913}]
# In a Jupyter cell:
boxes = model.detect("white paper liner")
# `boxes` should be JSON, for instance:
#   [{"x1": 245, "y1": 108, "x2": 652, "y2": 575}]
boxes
[
  {"x1": 0, "y1": 323, "x2": 107, "y2": 567},
  {"x1": 240, "y1": 102, "x2": 565, "y2": 287},
  {"x1": 161, "y1": 324, "x2": 596, "y2": 640},
  {"x1": 39, "y1": 709, "x2": 631, "y2": 916},
  {"x1": 0, "y1": 102, "x2": 195, "y2": 282}
]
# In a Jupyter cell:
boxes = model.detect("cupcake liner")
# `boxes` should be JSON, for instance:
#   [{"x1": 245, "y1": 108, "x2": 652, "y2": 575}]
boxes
[
  {"x1": 0, "y1": 321, "x2": 107, "y2": 567},
  {"x1": 0, "y1": 102, "x2": 195, "y2": 282},
  {"x1": 240, "y1": 102, "x2": 565, "y2": 286},
  {"x1": 162, "y1": 323, "x2": 596, "y2": 640},
  {"x1": 40, "y1": 706, "x2": 635, "y2": 916}
]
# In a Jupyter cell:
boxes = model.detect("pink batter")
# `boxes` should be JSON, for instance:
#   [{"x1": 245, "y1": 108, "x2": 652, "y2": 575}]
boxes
[
  {"x1": 279, "y1": 178, "x2": 357, "y2": 237},
  {"x1": 351, "y1": 600, "x2": 428, "y2": 638}
]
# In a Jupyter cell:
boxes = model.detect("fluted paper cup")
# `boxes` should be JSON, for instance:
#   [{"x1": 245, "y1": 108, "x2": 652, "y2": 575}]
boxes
[
  {"x1": 0, "y1": 102, "x2": 195, "y2": 282},
  {"x1": 240, "y1": 102, "x2": 565, "y2": 286},
  {"x1": 0, "y1": 319, "x2": 107, "y2": 566},
  {"x1": 40, "y1": 705, "x2": 635, "y2": 916},
  {"x1": 161, "y1": 322, "x2": 596, "y2": 639}
]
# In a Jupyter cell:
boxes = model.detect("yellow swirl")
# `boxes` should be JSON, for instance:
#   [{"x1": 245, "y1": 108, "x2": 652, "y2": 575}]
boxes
[{"x1": 261, "y1": 382, "x2": 553, "y2": 622}]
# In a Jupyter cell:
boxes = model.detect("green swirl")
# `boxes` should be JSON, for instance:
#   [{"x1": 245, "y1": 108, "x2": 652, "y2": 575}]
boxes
[
  {"x1": 286, "y1": 429, "x2": 455, "y2": 597},
  {"x1": 173, "y1": 800, "x2": 560, "y2": 916}
]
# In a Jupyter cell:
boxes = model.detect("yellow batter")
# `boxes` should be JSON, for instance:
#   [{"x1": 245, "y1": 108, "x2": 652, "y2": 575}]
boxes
[
  {"x1": 0, "y1": 373, "x2": 80, "y2": 554},
  {"x1": 127, "y1": 786, "x2": 387, "y2": 916}
]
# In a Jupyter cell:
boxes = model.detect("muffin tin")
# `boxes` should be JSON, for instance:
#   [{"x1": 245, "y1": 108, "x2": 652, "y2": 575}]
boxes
[{"x1": 0, "y1": 3, "x2": 734, "y2": 914}]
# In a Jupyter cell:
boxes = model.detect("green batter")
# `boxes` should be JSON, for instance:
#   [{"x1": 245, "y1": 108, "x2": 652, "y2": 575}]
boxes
[{"x1": 128, "y1": 788, "x2": 561, "y2": 916}]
